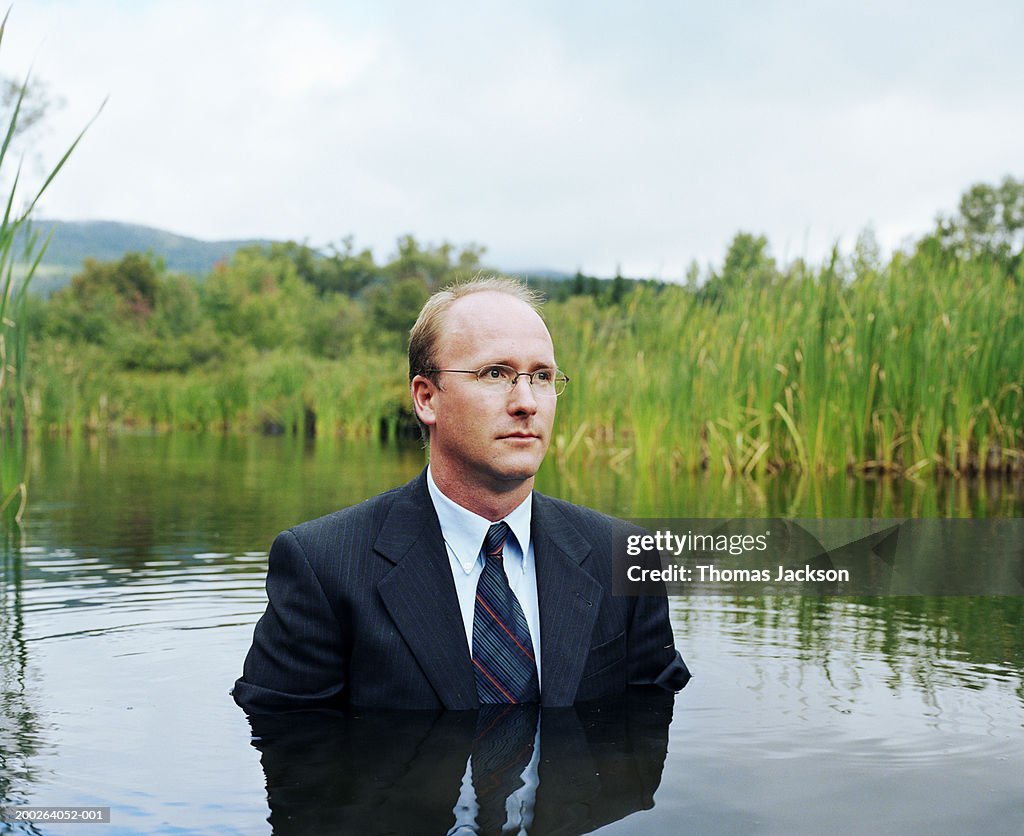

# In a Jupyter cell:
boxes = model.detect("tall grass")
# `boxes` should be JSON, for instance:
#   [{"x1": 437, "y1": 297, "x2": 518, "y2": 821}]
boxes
[
  {"x1": 1, "y1": 12, "x2": 95, "y2": 529},
  {"x1": 0, "y1": 13, "x2": 96, "y2": 528},
  {"x1": 548, "y1": 253, "x2": 1022, "y2": 478},
  {"x1": 23, "y1": 247, "x2": 1024, "y2": 478},
  {"x1": 29, "y1": 345, "x2": 410, "y2": 438}
]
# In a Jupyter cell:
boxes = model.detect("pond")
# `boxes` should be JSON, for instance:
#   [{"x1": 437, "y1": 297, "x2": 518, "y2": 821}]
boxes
[{"x1": 2, "y1": 434, "x2": 1023, "y2": 833}]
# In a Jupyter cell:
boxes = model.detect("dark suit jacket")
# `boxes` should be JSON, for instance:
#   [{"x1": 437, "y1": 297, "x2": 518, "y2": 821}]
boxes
[{"x1": 233, "y1": 470, "x2": 689, "y2": 711}]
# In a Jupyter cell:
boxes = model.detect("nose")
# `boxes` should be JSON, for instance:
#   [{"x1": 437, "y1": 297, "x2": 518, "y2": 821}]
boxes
[{"x1": 507, "y1": 374, "x2": 539, "y2": 415}]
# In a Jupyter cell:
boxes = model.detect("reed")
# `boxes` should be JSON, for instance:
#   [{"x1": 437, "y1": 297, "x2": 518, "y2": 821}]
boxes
[
  {"x1": 21, "y1": 242, "x2": 1023, "y2": 479},
  {"x1": 1, "y1": 13, "x2": 95, "y2": 528},
  {"x1": 548, "y1": 252, "x2": 1021, "y2": 478}
]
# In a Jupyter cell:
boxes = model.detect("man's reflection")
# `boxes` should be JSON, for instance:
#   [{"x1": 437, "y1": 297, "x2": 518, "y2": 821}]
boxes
[
  {"x1": 452, "y1": 704, "x2": 541, "y2": 834},
  {"x1": 247, "y1": 689, "x2": 674, "y2": 835}
]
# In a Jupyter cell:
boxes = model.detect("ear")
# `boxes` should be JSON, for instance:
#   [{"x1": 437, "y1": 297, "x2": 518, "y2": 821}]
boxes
[{"x1": 410, "y1": 375, "x2": 439, "y2": 428}]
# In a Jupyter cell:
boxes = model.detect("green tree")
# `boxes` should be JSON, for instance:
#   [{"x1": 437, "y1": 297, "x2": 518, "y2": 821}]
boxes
[
  {"x1": 699, "y1": 232, "x2": 778, "y2": 305},
  {"x1": 263, "y1": 239, "x2": 380, "y2": 298},
  {"x1": 40, "y1": 254, "x2": 222, "y2": 371},
  {"x1": 307, "y1": 293, "x2": 364, "y2": 359},
  {"x1": 117, "y1": 273, "x2": 222, "y2": 371},
  {"x1": 320, "y1": 237, "x2": 379, "y2": 297},
  {"x1": 201, "y1": 246, "x2": 317, "y2": 351},
  {"x1": 609, "y1": 268, "x2": 627, "y2": 305},
  {"x1": 572, "y1": 270, "x2": 586, "y2": 295},
  {"x1": 684, "y1": 260, "x2": 701, "y2": 290},
  {"x1": 384, "y1": 235, "x2": 486, "y2": 289},
  {"x1": 43, "y1": 253, "x2": 162, "y2": 344},
  {"x1": 932, "y1": 175, "x2": 1024, "y2": 274},
  {"x1": 366, "y1": 276, "x2": 430, "y2": 343},
  {"x1": 851, "y1": 226, "x2": 882, "y2": 281}
]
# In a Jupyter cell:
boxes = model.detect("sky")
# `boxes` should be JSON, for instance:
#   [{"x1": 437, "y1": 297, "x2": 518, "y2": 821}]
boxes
[{"x1": 7, "y1": 0, "x2": 1023, "y2": 278}]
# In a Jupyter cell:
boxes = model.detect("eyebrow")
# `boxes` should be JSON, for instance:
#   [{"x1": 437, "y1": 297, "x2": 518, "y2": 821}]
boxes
[{"x1": 482, "y1": 360, "x2": 558, "y2": 371}]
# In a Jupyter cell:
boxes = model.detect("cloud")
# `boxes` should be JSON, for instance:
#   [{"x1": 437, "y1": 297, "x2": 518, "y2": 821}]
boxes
[{"x1": 5, "y1": 0, "x2": 1023, "y2": 277}]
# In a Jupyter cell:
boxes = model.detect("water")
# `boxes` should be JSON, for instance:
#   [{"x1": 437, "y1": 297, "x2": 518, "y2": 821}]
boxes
[{"x1": 2, "y1": 434, "x2": 1023, "y2": 834}]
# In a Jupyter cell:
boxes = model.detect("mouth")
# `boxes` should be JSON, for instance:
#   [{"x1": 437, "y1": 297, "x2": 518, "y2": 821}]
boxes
[{"x1": 499, "y1": 432, "x2": 540, "y2": 441}]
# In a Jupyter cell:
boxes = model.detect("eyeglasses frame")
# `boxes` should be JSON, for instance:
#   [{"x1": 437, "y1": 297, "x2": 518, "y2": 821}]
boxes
[{"x1": 423, "y1": 364, "x2": 570, "y2": 397}]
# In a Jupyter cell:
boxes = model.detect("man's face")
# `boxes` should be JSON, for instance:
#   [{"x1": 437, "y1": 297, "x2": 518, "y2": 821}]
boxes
[{"x1": 416, "y1": 291, "x2": 557, "y2": 496}]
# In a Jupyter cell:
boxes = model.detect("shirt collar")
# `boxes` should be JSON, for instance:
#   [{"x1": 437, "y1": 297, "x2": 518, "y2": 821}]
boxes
[{"x1": 426, "y1": 465, "x2": 533, "y2": 575}]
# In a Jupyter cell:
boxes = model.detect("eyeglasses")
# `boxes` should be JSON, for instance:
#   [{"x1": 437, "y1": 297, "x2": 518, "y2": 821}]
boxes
[{"x1": 425, "y1": 364, "x2": 570, "y2": 397}]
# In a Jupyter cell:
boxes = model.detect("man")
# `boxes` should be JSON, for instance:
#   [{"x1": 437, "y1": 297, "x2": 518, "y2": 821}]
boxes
[{"x1": 233, "y1": 277, "x2": 689, "y2": 712}]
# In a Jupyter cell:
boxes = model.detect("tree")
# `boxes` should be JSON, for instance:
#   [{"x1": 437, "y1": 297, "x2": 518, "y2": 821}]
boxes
[
  {"x1": 698, "y1": 232, "x2": 778, "y2": 306},
  {"x1": 0, "y1": 73, "x2": 64, "y2": 175},
  {"x1": 43, "y1": 253, "x2": 163, "y2": 344},
  {"x1": 201, "y1": 246, "x2": 316, "y2": 351},
  {"x1": 321, "y1": 237, "x2": 379, "y2": 297},
  {"x1": 384, "y1": 235, "x2": 486, "y2": 290},
  {"x1": 931, "y1": 175, "x2": 1024, "y2": 274},
  {"x1": 367, "y1": 276, "x2": 430, "y2": 343},
  {"x1": 0, "y1": 76, "x2": 54, "y2": 140},
  {"x1": 684, "y1": 260, "x2": 701, "y2": 290},
  {"x1": 264, "y1": 239, "x2": 380, "y2": 298},
  {"x1": 851, "y1": 226, "x2": 882, "y2": 281},
  {"x1": 609, "y1": 269, "x2": 627, "y2": 305}
]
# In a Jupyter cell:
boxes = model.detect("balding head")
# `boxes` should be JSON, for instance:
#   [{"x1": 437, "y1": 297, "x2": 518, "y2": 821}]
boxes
[{"x1": 408, "y1": 277, "x2": 544, "y2": 384}]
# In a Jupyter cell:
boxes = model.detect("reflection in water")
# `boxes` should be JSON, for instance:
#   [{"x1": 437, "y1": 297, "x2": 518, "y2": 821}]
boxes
[
  {"x1": 26, "y1": 433, "x2": 427, "y2": 565},
  {"x1": 0, "y1": 534, "x2": 40, "y2": 813},
  {"x1": 24, "y1": 435, "x2": 1024, "y2": 555},
  {"x1": 541, "y1": 460, "x2": 1024, "y2": 519},
  {"x1": 673, "y1": 595, "x2": 1024, "y2": 729},
  {"x1": 248, "y1": 690, "x2": 673, "y2": 835}
]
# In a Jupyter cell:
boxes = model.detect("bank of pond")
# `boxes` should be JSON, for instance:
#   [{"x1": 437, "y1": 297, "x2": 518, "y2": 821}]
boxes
[{"x1": 10, "y1": 230, "x2": 1024, "y2": 479}]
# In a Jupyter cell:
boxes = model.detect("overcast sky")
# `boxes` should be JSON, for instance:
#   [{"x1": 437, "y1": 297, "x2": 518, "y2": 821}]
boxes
[{"x1": 8, "y1": 0, "x2": 1023, "y2": 277}]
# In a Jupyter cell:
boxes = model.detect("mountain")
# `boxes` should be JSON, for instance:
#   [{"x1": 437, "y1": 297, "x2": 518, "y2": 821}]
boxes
[
  {"x1": 19, "y1": 220, "x2": 274, "y2": 295},
  {"x1": 507, "y1": 268, "x2": 574, "y2": 281},
  {"x1": 16, "y1": 219, "x2": 579, "y2": 296}
]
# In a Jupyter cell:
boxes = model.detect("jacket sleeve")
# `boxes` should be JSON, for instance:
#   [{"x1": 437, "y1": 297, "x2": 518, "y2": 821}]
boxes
[
  {"x1": 232, "y1": 529, "x2": 348, "y2": 713},
  {"x1": 625, "y1": 536, "x2": 691, "y2": 691}
]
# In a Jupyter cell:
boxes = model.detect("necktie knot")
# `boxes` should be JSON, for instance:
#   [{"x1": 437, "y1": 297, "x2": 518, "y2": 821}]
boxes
[{"x1": 484, "y1": 521, "x2": 510, "y2": 560}]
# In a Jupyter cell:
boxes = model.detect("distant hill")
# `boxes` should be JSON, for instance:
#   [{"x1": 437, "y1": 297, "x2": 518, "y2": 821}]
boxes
[
  {"x1": 15, "y1": 219, "x2": 579, "y2": 296},
  {"x1": 508, "y1": 268, "x2": 574, "y2": 281},
  {"x1": 18, "y1": 220, "x2": 274, "y2": 295}
]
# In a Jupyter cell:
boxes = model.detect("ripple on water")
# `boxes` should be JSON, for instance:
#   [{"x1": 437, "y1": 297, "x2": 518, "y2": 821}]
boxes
[
  {"x1": 13, "y1": 546, "x2": 270, "y2": 640},
  {"x1": 671, "y1": 594, "x2": 1024, "y2": 772}
]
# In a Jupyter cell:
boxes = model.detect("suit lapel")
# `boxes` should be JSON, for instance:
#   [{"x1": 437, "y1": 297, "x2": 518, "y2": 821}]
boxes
[
  {"x1": 533, "y1": 493, "x2": 603, "y2": 707},
  {"x1": 375, "y1": 472, "x2": 478, "y2": 710}
]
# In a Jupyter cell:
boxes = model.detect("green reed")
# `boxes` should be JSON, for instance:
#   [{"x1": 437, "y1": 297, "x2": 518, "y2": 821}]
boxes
[
  {"x1": 550, "y1": 253, "x2": 1021, "y2": 477},
  {"x1": 22, "y1": 244, "x2": 1023, "y2": 479},
  {"x1": 30, "y1": 346, "x2": 411, "y2": 438},
  {"x1": 0, "y1": 13, "x2": 95, "y2": 528}
]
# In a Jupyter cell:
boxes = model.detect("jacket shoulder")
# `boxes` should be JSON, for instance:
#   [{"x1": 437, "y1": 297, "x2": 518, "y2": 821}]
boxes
[
  {"x1": 288, "y1": 483, "x2": 404, "y2": 540},
  {"x1": 534, "y1": 492, "x2": 638, "y2": 535}
]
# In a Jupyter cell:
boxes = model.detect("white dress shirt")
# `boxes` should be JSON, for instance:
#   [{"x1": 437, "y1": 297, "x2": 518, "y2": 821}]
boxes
[
  {"x1": 427, "y1": 467, "x2": 544, "y2": 834},
  {"x1": 426, "y1": 465, "x2": 542, "y2": 689}
]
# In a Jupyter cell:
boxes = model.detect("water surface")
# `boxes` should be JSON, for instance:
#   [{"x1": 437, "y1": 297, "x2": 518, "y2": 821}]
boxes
[{"x1": 2, "y1": 434, "x2": 1022, "y2": 833}]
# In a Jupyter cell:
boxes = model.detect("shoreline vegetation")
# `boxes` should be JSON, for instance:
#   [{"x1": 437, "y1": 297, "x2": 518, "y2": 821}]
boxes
[{"x1": 9, "y1": 179, "x2": 1024, "y2": 479}]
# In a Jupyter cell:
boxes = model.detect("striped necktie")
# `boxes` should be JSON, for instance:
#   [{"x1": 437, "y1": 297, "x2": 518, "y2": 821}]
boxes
[{"x1": 472, "y1": 522, "x2": 540, "y2": 704}]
